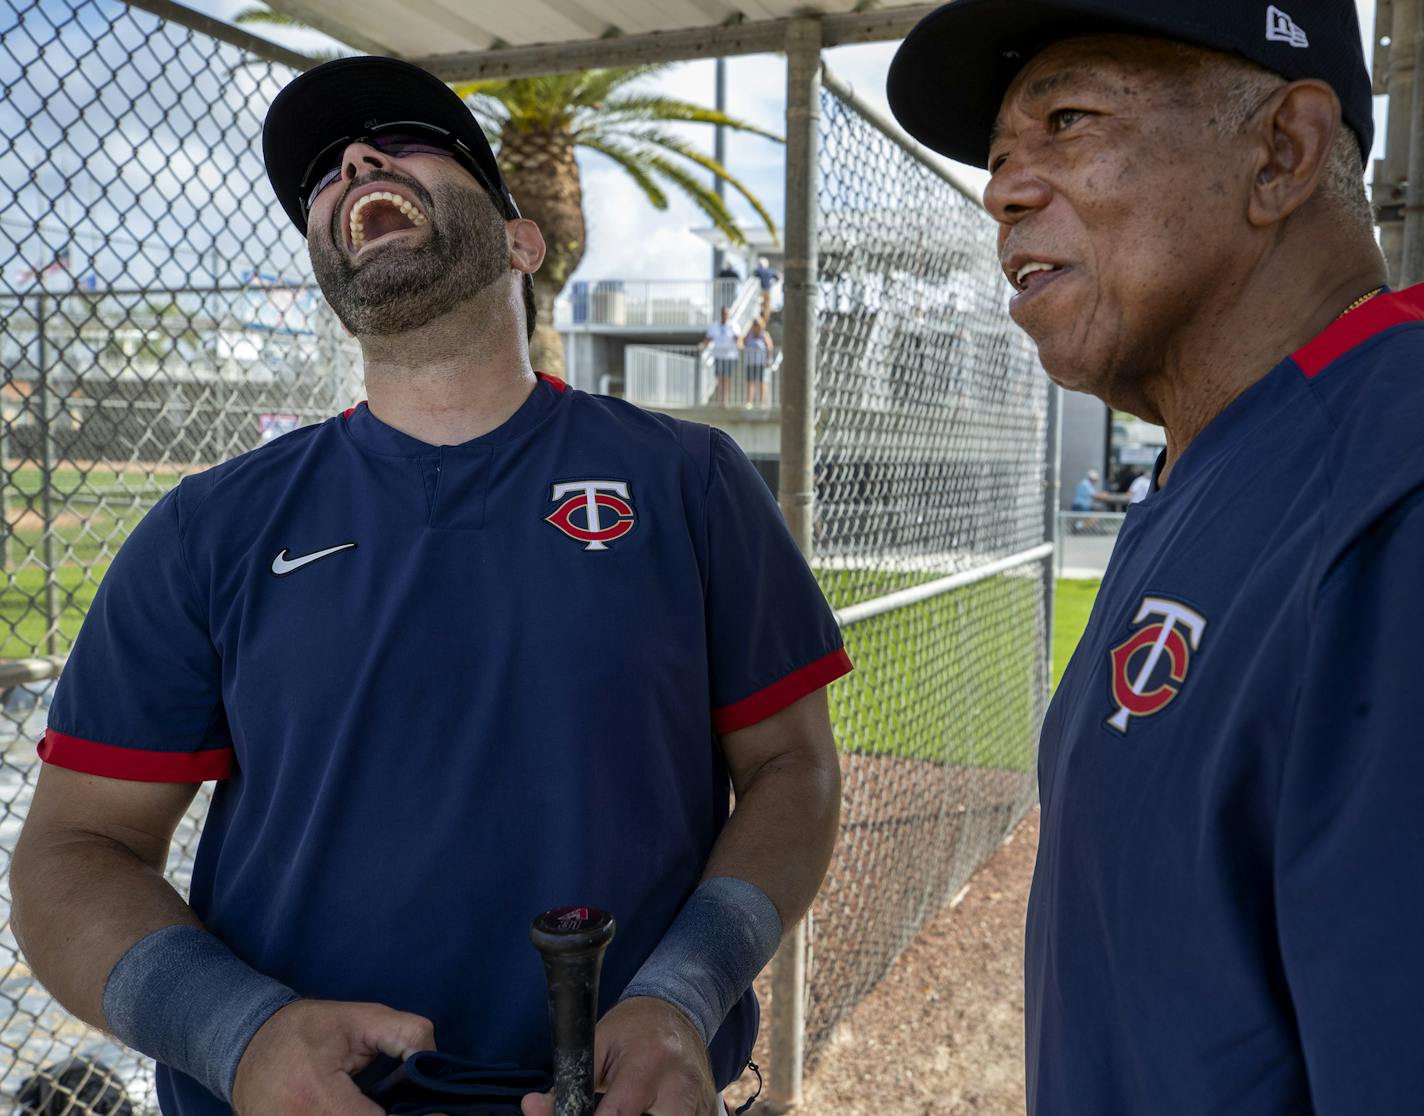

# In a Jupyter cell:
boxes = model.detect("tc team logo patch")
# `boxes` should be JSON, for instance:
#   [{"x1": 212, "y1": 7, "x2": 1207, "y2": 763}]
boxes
[
  {"x1": 1106, "y1": 597, "x2": 1207, "y2": 734},
  {"x1": 546, "y1": 480, "x2": 636, "y2": 551}
]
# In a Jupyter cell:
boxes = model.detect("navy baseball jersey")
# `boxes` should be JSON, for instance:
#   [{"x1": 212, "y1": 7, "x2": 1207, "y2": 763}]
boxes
[
  {"x1": 40, "y1": 374, "x2": 851, "y2": 1115},
  {"x1": 1028, "y1": 286, "x2": 1424, "y2": 1114}
]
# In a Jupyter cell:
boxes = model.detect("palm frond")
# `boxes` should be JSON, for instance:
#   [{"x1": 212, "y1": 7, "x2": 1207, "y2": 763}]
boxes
[
  {"x1": 645, "y1": 155, "x2": 745, "y2": 246},
  {"x1": 600, "y1": 127, "x2": 778, "y2": 241},
  {"x1": 461, "y1": 66, "x2": 678, "y2": 133},
  {"x1": 453, "y1": 91, "x2": 509, "y2": 141},
  {"x1": 232, "y1": 5, "x2": 308, "y2": 26},
  {"x1": 581, "y1": 96, "x2": 782, "y2": 144},
  {"x1": 579, "y1": 140, "x2": 670, "y2": 211},
  {"x1": 567, "y1": 65, "x2": 668, "y2": 107}
]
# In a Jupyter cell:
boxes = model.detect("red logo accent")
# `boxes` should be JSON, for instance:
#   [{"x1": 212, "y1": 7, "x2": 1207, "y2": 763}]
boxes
[
  {"x1": 545, "y1": 481, "x2": 636, "y2": 551},
  {"x1": 555, "y1": 906, "x2": 590, "y2": 930},
  {"x1": 1106, "y1": 597, "x2": 1207, "y2": 734}
]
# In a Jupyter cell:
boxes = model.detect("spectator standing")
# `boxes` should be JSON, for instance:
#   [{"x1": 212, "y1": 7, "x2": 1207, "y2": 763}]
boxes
[
  {"x1": 701, "y1": 305, "x2": 744, "y2": 405},
  {"x1": 743, "y1": 318, "x2": 774, "y2": 407},
  {"x1": 752, "y1": 257, "x2": 780, "y2": 320}
]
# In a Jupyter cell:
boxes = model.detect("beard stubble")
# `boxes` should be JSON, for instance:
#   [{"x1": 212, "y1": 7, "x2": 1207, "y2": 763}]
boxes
[{"x1": 309, "y1": 169, "x2": 511, "y2": 337}]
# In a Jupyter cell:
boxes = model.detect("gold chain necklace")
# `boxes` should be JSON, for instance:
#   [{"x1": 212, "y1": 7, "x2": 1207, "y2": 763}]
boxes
[{"x1": 1337, "y1": 286, "x2": 1385, "y2": 319}]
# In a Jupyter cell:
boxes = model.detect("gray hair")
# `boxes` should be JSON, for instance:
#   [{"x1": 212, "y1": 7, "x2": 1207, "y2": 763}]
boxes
[{"x1": 1195, "y1": 51, "x2": 1374, "y2": 233}]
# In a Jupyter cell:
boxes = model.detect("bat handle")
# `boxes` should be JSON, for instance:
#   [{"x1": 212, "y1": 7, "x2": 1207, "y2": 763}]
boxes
[{"x1": 530, "y1": 906, "x2": 617, "y2": 1116}]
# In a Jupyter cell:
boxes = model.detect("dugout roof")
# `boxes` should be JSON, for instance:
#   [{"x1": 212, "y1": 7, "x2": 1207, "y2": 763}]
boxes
[{"x1": 247, "y1": 0, "x2": 939, "y2": 79}]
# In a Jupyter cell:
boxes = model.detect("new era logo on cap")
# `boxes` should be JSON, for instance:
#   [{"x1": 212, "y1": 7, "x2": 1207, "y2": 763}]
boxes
[{"x1": 1266, "y1": 5, "x2": 1309, "y2": 49}]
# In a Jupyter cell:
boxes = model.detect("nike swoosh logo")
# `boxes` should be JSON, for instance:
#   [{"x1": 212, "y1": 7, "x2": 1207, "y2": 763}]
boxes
[{"x1": 271, "y1": 542, "x2": 358, "y2": 577}]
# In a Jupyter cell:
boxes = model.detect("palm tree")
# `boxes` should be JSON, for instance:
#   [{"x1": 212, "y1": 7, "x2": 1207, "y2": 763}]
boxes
[{"x1": 235, "y1": 9, "x2": 781, "y2": 375}]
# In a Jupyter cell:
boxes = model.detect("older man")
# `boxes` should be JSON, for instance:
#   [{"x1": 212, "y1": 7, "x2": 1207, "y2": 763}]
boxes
[
  {"x1": 11, "y1": 56, "x2": 850, "y2": 1116},
  {"x1": 890, "y1": 2, "x2": 1424, "y2": 1114}
]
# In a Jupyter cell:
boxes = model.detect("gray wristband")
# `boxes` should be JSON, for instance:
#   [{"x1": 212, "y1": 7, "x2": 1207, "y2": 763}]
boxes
[
  {"x1": 619, "y1": 876, "x2": 783, "y2": 1045},
  {"x1": 102, "y1": 925, "x2": 298, "y2": 1103}
]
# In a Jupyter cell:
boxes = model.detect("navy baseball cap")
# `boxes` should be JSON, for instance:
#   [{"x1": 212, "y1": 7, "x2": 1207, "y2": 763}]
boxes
[
  {"x1": 886, "y1": 0, "x2": 1374, "y2": 169},
  {"x1": 263, "y1": 55, "x2": 519, "y2": 234}
]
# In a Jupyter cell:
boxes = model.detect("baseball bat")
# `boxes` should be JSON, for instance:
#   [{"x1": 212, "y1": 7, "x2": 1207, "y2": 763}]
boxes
[{"x1": 530, "y1": 906, "x2": 617, "y2": 1116}]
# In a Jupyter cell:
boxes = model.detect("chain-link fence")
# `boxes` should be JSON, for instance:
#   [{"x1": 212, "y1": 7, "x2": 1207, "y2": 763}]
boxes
[
  {"x1": 799, "y1": 70, "x2": 1050, "y2": 1060},
  {"x1": 2, "y1": 0, "x2": 355, "y2": 1108},
  {"x1": 1, "y1": 3, "x2": 1050, "y2": 1110}
]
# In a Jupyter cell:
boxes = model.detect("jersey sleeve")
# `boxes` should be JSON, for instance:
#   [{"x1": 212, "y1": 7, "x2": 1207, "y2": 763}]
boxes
[
  {"x1": 40, "y1": 485, "x2": 234, "y2": 782},
  {"x1": 702, "y1": 429, "x2": 851, "y2": 734},
  {"x1": 1275, "y1": 486, "x2": 1424, "y2": 1110}
]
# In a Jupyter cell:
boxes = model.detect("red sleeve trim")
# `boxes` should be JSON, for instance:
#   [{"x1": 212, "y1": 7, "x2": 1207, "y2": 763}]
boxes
[
  {"x1": 712, "y1": 647, "x2": 854, "y2": 735},
  {"x1": 39, "y1": 729, "x2": 234, "y2": 783},
  {"x1": 536, "y1": 372, "x2": 568, "y2": 392},
  {"x1": 1293, "y1": 287, "x2": 1424, "y2": 379}
]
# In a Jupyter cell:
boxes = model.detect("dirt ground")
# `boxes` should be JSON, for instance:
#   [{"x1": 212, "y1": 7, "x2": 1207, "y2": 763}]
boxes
[{"x1": 733, "y1": 808, "x2": 1039, "y2": 1116}]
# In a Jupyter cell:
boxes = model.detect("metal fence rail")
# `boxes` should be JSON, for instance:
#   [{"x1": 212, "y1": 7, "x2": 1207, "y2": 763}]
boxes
[
  {"x1": 798, "y1": 66, "x2": 1049, "y2": 1063},
  {"x1": 623, "y1": 344, "x2": 783, "y2": 410},
  {"x1": 555, "y1": 277, "x2": 749, "y2": 329}
]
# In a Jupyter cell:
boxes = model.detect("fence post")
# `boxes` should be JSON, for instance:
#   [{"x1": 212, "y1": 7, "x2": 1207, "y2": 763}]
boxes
[
  {"x1": 768, "y1": 15, "x2": 822, "y2": 1113},
  {"x1": 36, "y1": 293, "x2": 58, "y2": 655},
  {"x1": 1042, "y1": 382, "x2": 1061, "y2": 692},
  {"x1": 1405, "y1": 0, "x2": 1424, "y2": 285}
]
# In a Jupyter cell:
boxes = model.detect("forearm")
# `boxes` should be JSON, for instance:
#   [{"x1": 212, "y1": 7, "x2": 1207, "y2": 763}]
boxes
[
  {"x1": 11, "y1": 831, "x2": 201, "y2": 1027},
  {"x1": 702, "y1": 749, "x2": 841, "y2": 930},
  {"x1": 618, "y1": 742, "x2": 840, "y2": 1045}
]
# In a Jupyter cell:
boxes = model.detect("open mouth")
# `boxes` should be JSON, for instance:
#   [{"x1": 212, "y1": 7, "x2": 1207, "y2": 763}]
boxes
[
  {"x1": 1013, "y1": 261, "x2": 1066, "y2": 291},
  {"x1": 347, "y1": 191, "x2": 429, "y2": 254}
]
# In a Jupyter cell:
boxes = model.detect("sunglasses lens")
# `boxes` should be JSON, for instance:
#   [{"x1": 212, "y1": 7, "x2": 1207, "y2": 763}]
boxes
[
  {"x1": 371, "y1": 136, "x2": 452, "y2": 157},
  {"x1": 304, "y1": 166, "x2": 343, "y2": 212}
]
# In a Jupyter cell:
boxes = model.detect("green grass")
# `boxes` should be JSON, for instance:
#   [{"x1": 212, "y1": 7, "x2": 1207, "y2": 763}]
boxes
[
  {"x1": 0, "y1": 565, "x2": 103, "y2": 658},
  {"x1": 816, "y1": 568, "x2": 1045, "y2": 771},
  {"x1": 2, "y1": 466, "x2": 178, "y2": 655},
  {"x1": 812, "y1": 569, "x2": 1101, "y2": 770},
  {"x1": 6, "y1": 466, "x2": 183, "y2": 502},
  {"x1": 1053, "y1": 578, "x2": 1100, "y2": 691}
]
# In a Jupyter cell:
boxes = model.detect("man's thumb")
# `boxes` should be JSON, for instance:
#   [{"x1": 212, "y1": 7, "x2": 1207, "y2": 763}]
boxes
[{"x1": 520, "y1": 1088, "x2": 554, "y2": 1116}]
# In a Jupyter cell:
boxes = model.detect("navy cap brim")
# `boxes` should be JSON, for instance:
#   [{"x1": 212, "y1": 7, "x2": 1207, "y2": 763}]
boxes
[
  {"x1": 887, "y1": 0, "x2": 1375, "y2": 170},
  {"x1": 887, "y1": 0, "x2": 1220, "y2": 169},
  {"x1": 263, "y1": 56, "x2": 514, "y2": 235}
]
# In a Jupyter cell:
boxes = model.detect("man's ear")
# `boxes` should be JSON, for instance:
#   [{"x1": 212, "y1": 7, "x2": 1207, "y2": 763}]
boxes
[
  {"x1": 508, "y1": 218, "x2": 546, "y2": 276},
  {"x1": 1246, "y1": 79, "x2": 1338, "y2": 229}
]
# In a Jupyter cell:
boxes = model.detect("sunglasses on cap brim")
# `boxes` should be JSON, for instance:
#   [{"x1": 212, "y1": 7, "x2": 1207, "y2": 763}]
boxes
[{"x1": 297, "y1": 120, "x2": 518, "y2": 224}]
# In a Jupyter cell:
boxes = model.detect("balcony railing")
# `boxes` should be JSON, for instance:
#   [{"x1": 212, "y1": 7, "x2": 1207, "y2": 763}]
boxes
[
  {"x1": 624, "y1": 344, "x2": 781, "y2": 411},
  {"x1": 556, "y1": 278, "x2": 751, "y2": 330}
]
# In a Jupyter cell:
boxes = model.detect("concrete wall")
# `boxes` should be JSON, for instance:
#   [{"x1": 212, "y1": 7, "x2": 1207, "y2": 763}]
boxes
[{"x1": 1059, "y1": 387, "x2": 1108, "y2": 509}]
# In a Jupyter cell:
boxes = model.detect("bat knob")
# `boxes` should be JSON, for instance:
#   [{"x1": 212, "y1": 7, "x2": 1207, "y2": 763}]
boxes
[
  {"x1": 531, "y1": 907, "x2": 617, "y2": 1116},
  {"x1": 531, "y1": 907, "x2": 616, "y2": 956}
]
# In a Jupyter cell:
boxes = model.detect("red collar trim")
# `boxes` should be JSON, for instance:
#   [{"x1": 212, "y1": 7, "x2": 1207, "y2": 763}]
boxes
[{"x1": 1293, "y1": 285, "x2": 1424, "y2": 379}]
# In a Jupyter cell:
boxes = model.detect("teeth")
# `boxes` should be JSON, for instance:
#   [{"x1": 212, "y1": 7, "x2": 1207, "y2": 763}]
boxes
[
  {"x1": 348, "y1": 190, "x2": 428, "y2": 250},
  {"x1": 1015, "y1": 261, "x2": 1057, "y2": 288}
]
